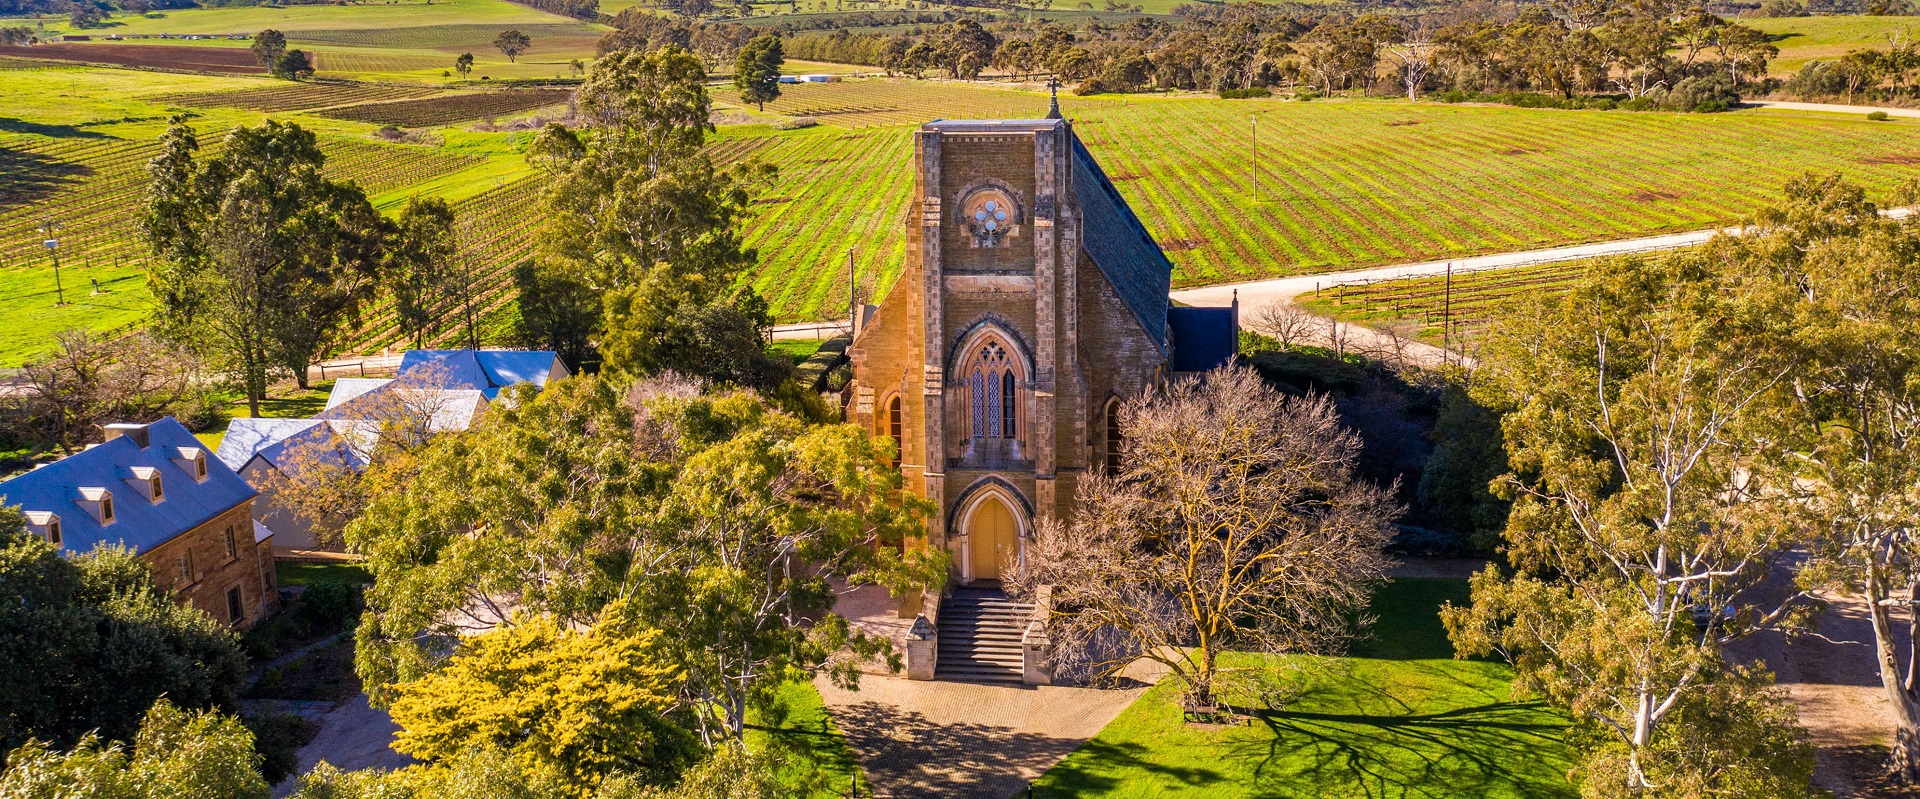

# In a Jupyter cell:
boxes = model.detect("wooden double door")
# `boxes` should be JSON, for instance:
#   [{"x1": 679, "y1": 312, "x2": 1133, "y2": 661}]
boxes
[{"x1": 965, "y1": 496, "x2": 1020, "y2": 582}]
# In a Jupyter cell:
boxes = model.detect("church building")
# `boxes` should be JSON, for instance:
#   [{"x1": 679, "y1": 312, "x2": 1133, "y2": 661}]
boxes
[{"x1": 846, "y1": 101, "x2": 1238, "y2": 593}]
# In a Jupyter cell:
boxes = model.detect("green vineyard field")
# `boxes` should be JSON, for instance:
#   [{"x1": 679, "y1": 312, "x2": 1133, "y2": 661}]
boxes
[{"x1": 0, "y1": 132, "x2": 495, "y2": 366}]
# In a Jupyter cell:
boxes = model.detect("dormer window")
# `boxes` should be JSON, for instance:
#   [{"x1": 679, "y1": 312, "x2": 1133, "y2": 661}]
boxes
[
  {"x1": 76, "y1": 487, "x2": 115, "y2": 525},
  {"x1": 24, "y1": 511, "x2": 60, "y2": 546},
  {"x1": 172, "y1": 447, "x2": 209, "y2": 483},
  {"x1": 123, "y1": 466, "x2": 163, "y2": 503}
]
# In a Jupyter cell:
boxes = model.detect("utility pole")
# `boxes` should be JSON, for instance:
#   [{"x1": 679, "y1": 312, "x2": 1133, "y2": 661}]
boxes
[
  {"x1": 847, "y1": 247, "x2": 856, "y2": 334},
  {"x1": 40, "y1": 218, "x2": 64, "y2": 307},
  {"x1": 1442, "y1": 261, "x2": 1453, "y2": 352},
  {"x1": 1250, "y1": 114, "x2": 1259, "y2": 204}
]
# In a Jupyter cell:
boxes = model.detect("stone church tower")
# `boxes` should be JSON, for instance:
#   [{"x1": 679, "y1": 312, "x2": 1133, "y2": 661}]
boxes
[{"x1": 846, "y1": 108, "x2": 1236, "y2": 589}]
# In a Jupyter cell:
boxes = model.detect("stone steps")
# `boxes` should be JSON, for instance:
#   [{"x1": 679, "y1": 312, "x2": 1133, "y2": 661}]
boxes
[{"x1": 936, "y1": 588, "x2": 1033, "y2": 683}]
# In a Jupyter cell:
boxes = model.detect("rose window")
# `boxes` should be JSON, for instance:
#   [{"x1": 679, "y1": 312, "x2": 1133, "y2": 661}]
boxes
[{"x1": 961, "y1": 190, "x2": 1020, "y2": 248}]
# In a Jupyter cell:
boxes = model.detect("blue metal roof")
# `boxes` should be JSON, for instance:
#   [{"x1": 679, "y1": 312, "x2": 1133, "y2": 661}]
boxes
[
  {"x1": 1, "y1": 418, "x2": 257, "y2": 556},
  {"x1": 250, "y1": 421, "x2": 371, "y2": 473},
  {"x1": 397, "y1": 350, "x2": 565, "y2": 400},
  {"x1": 216, "y1": 418, "x2": 324, "y2": 471},
  {"x1": 1071, "y1": 135, "x2": 1172, "y2": 348},
  {"x1": 1167, "y1": 307, "x2": 1238, "y2": 372}
]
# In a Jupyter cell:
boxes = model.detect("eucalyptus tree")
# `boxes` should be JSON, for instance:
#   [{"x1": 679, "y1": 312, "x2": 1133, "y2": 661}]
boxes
[
  {"x1": 1444, "y1": 251, "x2": 1818, "y2": 796},
  {"x1": 349, "y1": 374, "x2": 944, "y2": 745},
  {"x1": 1731, "y1": 173, "x2": 1920, "y2": 782},
  {"x1": 528, "y1": 46, "x2": 781, "y2": 387},
  {"x1": 141, "y1": 117, "x2": 384, "y2": 414}
]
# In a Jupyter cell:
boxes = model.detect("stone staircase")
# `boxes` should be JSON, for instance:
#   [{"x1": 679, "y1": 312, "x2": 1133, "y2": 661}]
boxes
[{"x1": 935, "y1": 586, "x2": 1034, "y2": 683}]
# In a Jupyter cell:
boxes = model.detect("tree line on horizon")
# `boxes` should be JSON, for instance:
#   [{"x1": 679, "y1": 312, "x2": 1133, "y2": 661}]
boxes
[{"x1": 782, "y1": 0, "x2": 1784, "y2": 108}]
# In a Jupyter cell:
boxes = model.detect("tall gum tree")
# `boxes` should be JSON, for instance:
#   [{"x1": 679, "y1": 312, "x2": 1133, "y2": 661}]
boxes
[
  {"x1": 1733, "y1": 173, "x2": 1920, "y2": 782},
  {"x1": 1443, "y1": 251, "x2": 1818, "y2": 796},
  {"x1": 529, "y1": 46, "x2": 781, "y2": 387}
]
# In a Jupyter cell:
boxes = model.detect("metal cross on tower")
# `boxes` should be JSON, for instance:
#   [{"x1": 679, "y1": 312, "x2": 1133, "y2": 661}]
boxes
[{"x1": 1045, "y1": 75, "x2": 1062, "y2": 119}]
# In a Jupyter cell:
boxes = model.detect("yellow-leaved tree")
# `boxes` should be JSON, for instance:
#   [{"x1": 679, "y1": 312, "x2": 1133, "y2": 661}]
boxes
[{"x1": 386, "y1": 605, "x2": 696, "y2": 793}]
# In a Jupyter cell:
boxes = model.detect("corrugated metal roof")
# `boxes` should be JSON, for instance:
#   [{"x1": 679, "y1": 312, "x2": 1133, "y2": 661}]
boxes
[
  {"x1": 1071, "y1": 134, "x2": 1172, "y2": 348},
  {"x1": 397, "y1": 350, "x2": 565, "y2": 400},
  {"x1": 1, "y1": 418, "x2": 256, "y2": 556},
  {"x1": 216, "y1": 418, "x2": 324, "y2": 471},
  {"x1": 1167, "y1": 307, "x2": 1239, "y2": 372},
  {"x1": 322, "y1": 378, "x2": 392, "y2": 411}
]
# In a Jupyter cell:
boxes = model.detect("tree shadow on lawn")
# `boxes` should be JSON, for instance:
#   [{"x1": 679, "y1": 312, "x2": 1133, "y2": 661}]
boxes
[
  {"x1": 1237, "y1": 696, "x2": 1574, "y2": 799},
  {"x1": 0, "y1": 147, "x2": 91, "y2": 210},
  {"x1": 0, "y1": 118, "x2": 112, "y2": 139},
  {"x1": 829, "y1": 701, "x2": 1220, "y2": 799}
]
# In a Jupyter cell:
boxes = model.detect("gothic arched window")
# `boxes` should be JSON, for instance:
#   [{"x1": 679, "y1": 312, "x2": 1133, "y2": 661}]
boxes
[
  {"x1": 1105, "y1": 398, "x2": 1123, "y2": 474},
  {"x1": 886, "y1": 395, "x2": 903, "y2": 468},
  {"x1": 1001, "y1": 372, "x2": 1017, "y2": 438},
  {"x1": 963, "y1": 338, "x2": 1020, "y2": 442}
]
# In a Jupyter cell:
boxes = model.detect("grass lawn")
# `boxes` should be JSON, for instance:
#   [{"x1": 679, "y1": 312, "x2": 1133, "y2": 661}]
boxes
[
  {"x1": 745, "y1": 679, "x2": 865, "y2": 798},
  {"x1": 1034, "y1": 578, "x2": 1578, "y2": 799},
  {"x1": 275, "y1": 560, "x2": 373, "y2": 588},
  {"x1": 768, "y1": 338, "x2": 829, "y2": 364},
  {"x1": 1747, "y1": 15, "x2": 1920, "y2": 74},
  {"x1": 194, "y1": 380, "x2": 336, "y2": 450}
]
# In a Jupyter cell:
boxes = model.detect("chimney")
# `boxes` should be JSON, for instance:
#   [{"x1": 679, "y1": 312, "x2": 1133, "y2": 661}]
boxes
[{"x1": 100, "y1": 422, "x2": 151, "y2": 449}]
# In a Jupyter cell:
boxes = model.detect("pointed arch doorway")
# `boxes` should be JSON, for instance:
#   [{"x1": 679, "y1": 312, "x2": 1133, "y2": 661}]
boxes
[{"x1": 957, "y1": 487, "x2": 1027, "y2": 584}]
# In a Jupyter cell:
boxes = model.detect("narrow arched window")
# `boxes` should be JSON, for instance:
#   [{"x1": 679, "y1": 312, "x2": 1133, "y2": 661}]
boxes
[
  {"x1": 962, "y1": 337, "x2": 1021, "y2": 442},
  {"x1": 1105, "y1": 399, "x2": 1123, "y2": 474},
  {"x1": 887, "y1": 395, "x2": 903, "y2": 468},
  {"x1": 1000, "y1": 371, "x2": 1017, "y2": 438}
]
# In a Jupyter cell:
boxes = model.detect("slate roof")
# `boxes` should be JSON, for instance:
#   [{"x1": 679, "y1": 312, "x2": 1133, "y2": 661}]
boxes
[
  {"x1": 397, "y1": 350, "x2": 567, "y2": 400},
  {"x1": 1070, "y1": 134, "x2": 1172, "y2": 348},
  {"x1": 216, "y1": 418, "x2": 324, "y2": 471},
  {"x1": 1167, "y1": 307, "x2": 1239, "y2": 372},
  {"x1": 1, "y1": 418, "x2": 256, "y2": 557}
]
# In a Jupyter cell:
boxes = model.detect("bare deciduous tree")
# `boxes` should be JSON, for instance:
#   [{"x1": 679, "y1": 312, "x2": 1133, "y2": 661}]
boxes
[
  {"x1": 1248, "y1": 302, "x2": 1316, "y2": 350},
  {"x1": 1009, "y1": 365, "x2": 1398, "y2": 705},
  {"x1": 7, "y1": 331, "x2": 199, "y2": 454}
]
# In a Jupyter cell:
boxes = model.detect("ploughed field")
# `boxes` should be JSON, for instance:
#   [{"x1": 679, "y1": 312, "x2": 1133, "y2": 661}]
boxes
[{"x1": 0, "y1": 42, "x2": 267, "y2": 73}]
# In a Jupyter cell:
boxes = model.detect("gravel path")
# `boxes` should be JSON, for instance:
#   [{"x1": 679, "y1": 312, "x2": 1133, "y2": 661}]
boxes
[
  {"x1": 1746, "y1": 100, "x2": 1920, "y2": 119},
  {"x1": 815, "y1": 675, "x2": 1146, "y2": 799}
]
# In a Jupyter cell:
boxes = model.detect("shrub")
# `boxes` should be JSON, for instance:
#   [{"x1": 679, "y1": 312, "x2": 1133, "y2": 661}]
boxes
[
  {"x1": 1869, "y1": 110, "x2": 1891, "y2": 121},
  {"x1": 243, "y1": 712, "x2": 314, "y2": 785},
  {"x1": 1783, "y1": 60, "x2": 1846, "y2": 99},
  {"x1": 771, "y1": 115, "x2": 817, "y2": 130},
  {"x1": 175, "y1": 387, "x2": 227, "y2": 432},
  {"x1": 1591, "y1": 97, "x2": 1618, "y2": 111},
  {"x1": 297, "y1": 579, "x2": 364, "y2": 631},
  {"x1": 1217, "y1": 87, "x2": 1272, "y2": 99}
]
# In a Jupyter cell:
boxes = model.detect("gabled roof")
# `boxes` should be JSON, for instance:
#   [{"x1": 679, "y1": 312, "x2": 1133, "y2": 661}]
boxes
[
  {"x1": 397, "y1": 350, "x2": 567, "y2": 400},
  {"x1": 1, "y1": 418, "x2": 256, "y2": 556},
  {"x1": 216, "y1": 418, "x2": 325, "y2": 471},
  {"x1": 1071, "y1": 134, "x2": 1172, "y2": 348},
  {"x1": 1167, "y1": 307, "x2": 1238, "y2": 373},
  {"x1": 248, "y1": 419, "x2": 374, "y2": 473},
  {"x1": 323, "y1": 378, "x2": 392, "y2": 411}
]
